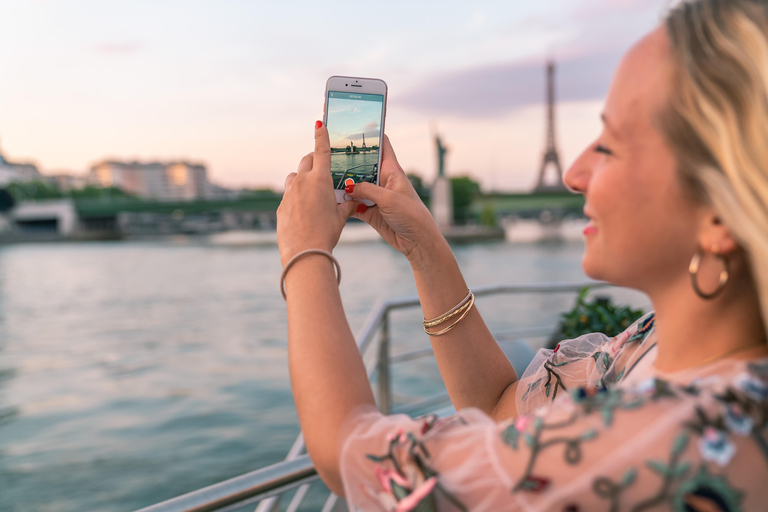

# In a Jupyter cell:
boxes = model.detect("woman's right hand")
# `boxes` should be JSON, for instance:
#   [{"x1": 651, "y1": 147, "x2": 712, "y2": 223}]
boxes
[{"x1": 345, "y1": 136, "x2": 445, "y2": 268}]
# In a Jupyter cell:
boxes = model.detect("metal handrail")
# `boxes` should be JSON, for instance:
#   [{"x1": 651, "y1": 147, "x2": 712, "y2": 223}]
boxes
[
  {"x1": 135, "y1": 280, "x2": 606, "y2": 512},
  {"x1": 134, "y1": 456, "x2": 317, "y2": 512}
]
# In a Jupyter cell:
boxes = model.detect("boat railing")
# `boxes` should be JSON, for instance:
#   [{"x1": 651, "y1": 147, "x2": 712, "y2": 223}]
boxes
[{"x1": 134, "y1": 281, "x2": 607, "y2": 512}]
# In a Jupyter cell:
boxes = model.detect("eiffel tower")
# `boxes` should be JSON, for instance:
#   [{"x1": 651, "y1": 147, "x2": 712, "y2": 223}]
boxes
[{"x1": 534, "y1": 61, "x2": 567, "y2": 192}]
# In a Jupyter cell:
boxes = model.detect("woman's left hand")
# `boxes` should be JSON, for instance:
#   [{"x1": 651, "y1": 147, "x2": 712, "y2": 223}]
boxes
[{"x1": 277, "y1": 121, "x2": 361, "y2": 266}]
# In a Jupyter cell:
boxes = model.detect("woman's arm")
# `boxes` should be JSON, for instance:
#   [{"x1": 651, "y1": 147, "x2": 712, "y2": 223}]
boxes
[
  {"x1": 347, "y1": 141, "x2": 520, "y2": 420},
  {"x1": 277, "y1": 123, "x2": 375, "y2": 495}
]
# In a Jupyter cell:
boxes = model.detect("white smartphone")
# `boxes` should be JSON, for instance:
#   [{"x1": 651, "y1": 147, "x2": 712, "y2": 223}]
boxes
[{"x1": 323, "y1": 76, "x2": 388, "y2": 206}]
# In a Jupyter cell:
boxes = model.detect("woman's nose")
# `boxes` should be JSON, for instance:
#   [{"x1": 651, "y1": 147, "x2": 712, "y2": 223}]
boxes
[{"x1": 563, "y1": 146, "x2": 592, "y2": 194}]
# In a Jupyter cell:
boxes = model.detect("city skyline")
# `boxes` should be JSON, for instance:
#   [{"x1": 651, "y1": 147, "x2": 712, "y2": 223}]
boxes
[{"x1": 0, "y1": 0, "x2": 669, "y2": 191}]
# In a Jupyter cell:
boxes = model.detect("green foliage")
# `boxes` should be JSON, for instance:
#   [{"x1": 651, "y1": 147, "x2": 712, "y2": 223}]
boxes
[
  {"x1": 548, "y1": 287, "x2": 644, "y2": 348},
  {"x1": 6, "y1": 182, "x2": 135, "y2": 202},
  {"x1": 451, "y1": 176, "x2": 480, "y2": 224},
  {"x1": 480, "y1": 205, "x2": 497, "y2": 227},
  {"x1": 69, "y1": 186, "x2": 132, "y2": 200},
  {"x1": 406, "y1": 172, "x2": 430, "y2": 204},
  {"x1": 7, "y1": 181, "x2": 62, "y2": 201},
  {"x1": 238, "y1": 188, "x2": 282, "y2": 200}
]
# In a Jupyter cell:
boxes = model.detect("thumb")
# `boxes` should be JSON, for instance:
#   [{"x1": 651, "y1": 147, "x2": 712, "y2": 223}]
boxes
[
  {"x1": 348, "y1": 182, "x2": 390, "y2": 206},
  {"x1": 337, "y1": 198, "x2": 361, "y2": 220}
]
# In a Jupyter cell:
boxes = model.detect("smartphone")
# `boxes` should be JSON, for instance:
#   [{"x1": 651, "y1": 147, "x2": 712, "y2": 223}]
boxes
[{"x1": 323, "y1": 76, "x2": 387, "y2": 206}]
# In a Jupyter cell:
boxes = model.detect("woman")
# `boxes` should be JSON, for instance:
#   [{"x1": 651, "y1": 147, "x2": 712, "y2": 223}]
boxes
[{"x1": 277, "y1": 0, "x2": 768, "y2": 509}]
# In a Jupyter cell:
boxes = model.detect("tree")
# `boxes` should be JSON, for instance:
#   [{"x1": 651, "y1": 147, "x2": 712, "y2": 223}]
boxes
[
  {"x1": 450, "y1": 176, "x2": 481, "y2": 224},
  {"x1": 6, "y1": 180, "x2": 62, "y2": 201},
  {"x1": 406, "y1": 172, "x2": 429, "y2": 204},
  {"x1": 69, "y1": 185, "x2": 133, "y2": 200}
]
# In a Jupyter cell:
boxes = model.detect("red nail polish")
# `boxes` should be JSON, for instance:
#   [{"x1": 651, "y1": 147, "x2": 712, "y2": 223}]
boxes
[
  {"x1": 357, "y1": 204, "x2": 367, "y2": 214},
  {"x1": 315, "y1": 120, "x2": 323, "y2": 129},
  {"x1": 345, "y1": 184, "x2": 355, "y2": 194}
]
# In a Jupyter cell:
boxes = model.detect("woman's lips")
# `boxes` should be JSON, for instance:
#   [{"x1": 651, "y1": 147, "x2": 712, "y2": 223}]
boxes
[{"x1": 583, "y1": 222, "x2": 598, "y2": 236}]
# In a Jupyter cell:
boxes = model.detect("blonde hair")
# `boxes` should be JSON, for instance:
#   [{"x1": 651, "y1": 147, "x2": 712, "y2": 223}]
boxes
[{"x1": 662, "y1": 0, "x2": 768, "y2": 334}]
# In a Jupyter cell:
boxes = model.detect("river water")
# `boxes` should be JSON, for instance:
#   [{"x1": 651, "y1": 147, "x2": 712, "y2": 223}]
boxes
[{"x1": 0, "y1": 224, "x2": 648, "y2": 511}]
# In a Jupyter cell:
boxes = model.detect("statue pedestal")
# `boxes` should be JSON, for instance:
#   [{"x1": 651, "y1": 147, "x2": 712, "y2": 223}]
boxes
[{"x1": 431, "y1": 176, "x2": 453, "y2": 229}]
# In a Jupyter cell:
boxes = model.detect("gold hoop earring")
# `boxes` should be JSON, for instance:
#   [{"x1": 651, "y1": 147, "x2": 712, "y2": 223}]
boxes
[{"x1": 689, "y1": 245, "x2": 729, "y2": 300}]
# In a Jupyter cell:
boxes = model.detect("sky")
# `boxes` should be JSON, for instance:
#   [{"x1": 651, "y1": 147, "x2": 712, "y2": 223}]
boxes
[{"x1": 0, "y1": 0, "x2": 672, "y2": 192}]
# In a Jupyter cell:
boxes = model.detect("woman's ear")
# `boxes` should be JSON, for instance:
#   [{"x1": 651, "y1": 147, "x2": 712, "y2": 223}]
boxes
[{"x1": 697, "y1": 209, "x2": 739, "y2": 254}]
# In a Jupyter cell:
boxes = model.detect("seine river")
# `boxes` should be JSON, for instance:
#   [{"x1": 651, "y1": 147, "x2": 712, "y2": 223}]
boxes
[{"x1": 0, "y1": 224, "x2": 647, "y2": 511}]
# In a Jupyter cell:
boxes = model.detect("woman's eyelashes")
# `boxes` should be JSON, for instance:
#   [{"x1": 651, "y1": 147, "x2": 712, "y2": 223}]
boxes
[{"x1": 594, "y1": 143, "x2": 613, "y2": 156}]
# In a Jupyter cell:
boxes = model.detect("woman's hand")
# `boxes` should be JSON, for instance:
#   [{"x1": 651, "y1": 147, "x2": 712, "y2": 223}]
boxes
[
  {"x1": 277, "y1": 121, "x2": 362, "y2": 266},
  {"x1": 345, "y1": 136, "x2": 444, "y2": 268}
]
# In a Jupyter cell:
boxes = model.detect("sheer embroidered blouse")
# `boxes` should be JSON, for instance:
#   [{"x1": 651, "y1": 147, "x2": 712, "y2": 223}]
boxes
[{"x1": 338, "y1": 313, "x2": 768, "y2": 511}]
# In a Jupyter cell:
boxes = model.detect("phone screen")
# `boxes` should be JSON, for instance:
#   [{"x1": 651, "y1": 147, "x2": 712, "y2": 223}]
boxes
[{"x1": 325, "y1": 91, "x2": 384, "y2": 190}]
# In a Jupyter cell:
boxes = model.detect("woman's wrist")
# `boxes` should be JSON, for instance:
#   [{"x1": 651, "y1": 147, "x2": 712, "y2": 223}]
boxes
[
  {"x1": 407, "y1": 230, "x2": 454, "y2": 275},
  {"x1": 282, "y1": 252, "x2": 339, "y2": 299}
]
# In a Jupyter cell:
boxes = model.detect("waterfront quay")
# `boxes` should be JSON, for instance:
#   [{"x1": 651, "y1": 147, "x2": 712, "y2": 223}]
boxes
[{"x1": 0, "y1": 190, "x2": 583, "y2": 243}]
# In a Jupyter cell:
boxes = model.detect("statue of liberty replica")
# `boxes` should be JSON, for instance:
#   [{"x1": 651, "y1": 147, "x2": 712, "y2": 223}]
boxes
[{"x1": 431, "y1": 132, "x2": 453, "y2": 230}]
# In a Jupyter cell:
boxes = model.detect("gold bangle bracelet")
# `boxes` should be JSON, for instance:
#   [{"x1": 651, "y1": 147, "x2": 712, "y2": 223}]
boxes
[
  {"x1": 423, "y1": 296, "x2": 473, "y2": 328},
  {"x1": 423, "y1": 290, "x2": 473, "y2": 327},
  {"x1": 424, "y1": 294, "x2": 475, "y2": 336},
  {"x1": 280, "y1": 249, "x2": 341, "y2": 300}
]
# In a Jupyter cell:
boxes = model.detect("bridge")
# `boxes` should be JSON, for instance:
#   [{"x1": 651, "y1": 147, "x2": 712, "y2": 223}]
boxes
[{"x1": 74, "y1": 196, "x2": 282, "y2": 218}]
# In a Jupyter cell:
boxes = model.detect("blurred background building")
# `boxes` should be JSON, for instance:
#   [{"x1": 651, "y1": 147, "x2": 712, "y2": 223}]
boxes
[
  {"x1": 0, "y1": 141, "x2": 43, "y2": 185},
  {"x1": 89, "y1": 160, "x2": 210, "y2": 201}
]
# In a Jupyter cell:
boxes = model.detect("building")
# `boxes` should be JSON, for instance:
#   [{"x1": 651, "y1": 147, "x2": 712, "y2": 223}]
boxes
[
  {"x1": 89, "y1": 160, "x2": 210, "y2": 201},
  {"x1": 0, "y1": 141, "x2": 43, "y2": 186},
  {"x1": 50, "y1": 173, "x2": 88, "y2": 192}
]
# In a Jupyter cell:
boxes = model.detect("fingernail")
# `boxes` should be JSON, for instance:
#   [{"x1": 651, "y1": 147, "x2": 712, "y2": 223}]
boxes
[
  {"x1": 357, "y1": 204, "x2": 367, "y2": 214},
  {"x1": 345, "y1": 184, "x2": 355, "y2": 194},
  {"x1": 315, "y1": 120, "x2": 323, "y2": 129}
]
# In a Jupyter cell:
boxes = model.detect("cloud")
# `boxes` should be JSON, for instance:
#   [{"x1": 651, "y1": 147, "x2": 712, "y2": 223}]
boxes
[
  {"x1": 394, "y1": 0, "x2": 668, "y2": 119},
  {"x1": 396, "y1": 51, "x2": 622, "y2": 119},
  {"x1": 94, "y1": 43, "x2": 142, "y2": 55}
]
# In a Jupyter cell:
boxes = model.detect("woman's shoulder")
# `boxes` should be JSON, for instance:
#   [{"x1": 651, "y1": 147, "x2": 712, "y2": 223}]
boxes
[{"x1": 515, "y1": 311, "x2": 657, "y2": 414}]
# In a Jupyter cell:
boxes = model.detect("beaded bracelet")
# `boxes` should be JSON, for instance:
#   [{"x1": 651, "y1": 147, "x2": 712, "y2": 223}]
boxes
[{"x1": 280, "y1": 249, "x2": 341, "y2": 300}]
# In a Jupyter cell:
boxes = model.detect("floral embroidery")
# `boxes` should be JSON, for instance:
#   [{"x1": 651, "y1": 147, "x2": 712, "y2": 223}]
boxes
[
  {"x1": 626, "y1": 313, "x2": 655, "y2": 343},
  {"x1": 521, "y1": 358, "x2": 569, "y2": 403},
  {"x1": 592, "y1": 468, "x2": 637, "y2": 512},
  {"x1": 636, "y1": 377, "x2": 657, "y2": 395},
  {"x1": 521, "y1": 378, "x2": 541, "y2": 402},
  {"x1": 543, "y1": 359, "x2": 569, "y2": 399},
  {"x1": 632, "y1": 433, "x2": 692, "y2": 511},
  {"x1": 599, "y1": 350, "x2": 614, "y2": 373},
  {"x1": 673, "y1": 465, "x2": 744, "y2": 512},
  {"x1": 501, "y1": 415, "x2": 531, "y2": 450},
  {"x1": 698, "y1": 427, "x2": 736, "y2": 466},
  {"x1": 571, "y1": 386, "x2": 643, "y2": 427},
  {"x1": 723, "y1": 404, "x2": 754, "y2": 435},
  {"x1": 518, "y1": 475, "x2": 550, "y2": 493},
  {"x1": 733, "y1": 371, "x2": 768, "y2": 402},
  {"x1": 610, "y1": 330, "x2": 630, "y2": 354},
  {"x1": 365, "y1": 416, "x2": 467, "y2": 512},
  {"x1": 502, "y1": 412, "x2": 598, "y2": 493}
]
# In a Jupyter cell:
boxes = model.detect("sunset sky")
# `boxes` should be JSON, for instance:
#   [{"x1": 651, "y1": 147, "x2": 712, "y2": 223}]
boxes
[{"x1": 0, "y1": 0, "x2": 670, "y2": 192}]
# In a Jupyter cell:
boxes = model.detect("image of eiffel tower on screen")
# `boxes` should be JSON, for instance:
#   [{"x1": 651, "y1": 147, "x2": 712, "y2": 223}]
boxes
[{"x1": 326, "y1": 91, "x2": 383, "y2": 190}]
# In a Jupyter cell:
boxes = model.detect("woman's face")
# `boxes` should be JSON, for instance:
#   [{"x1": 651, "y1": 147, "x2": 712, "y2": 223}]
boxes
[{"x1": 564, "y1": 27, "x2": 705, "y2": 294}]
